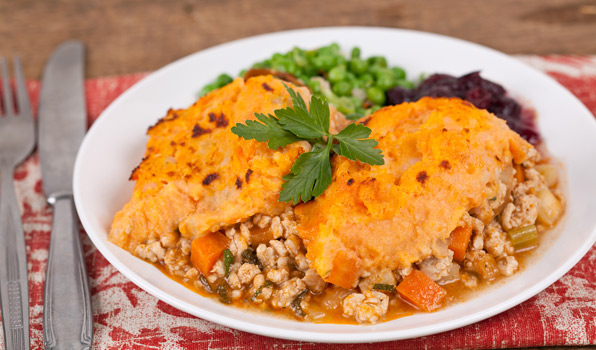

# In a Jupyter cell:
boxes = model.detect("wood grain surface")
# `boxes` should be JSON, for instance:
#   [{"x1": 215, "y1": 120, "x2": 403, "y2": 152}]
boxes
[{"x1": 1, "y1": 0, "x2": 595, "y2": 78}]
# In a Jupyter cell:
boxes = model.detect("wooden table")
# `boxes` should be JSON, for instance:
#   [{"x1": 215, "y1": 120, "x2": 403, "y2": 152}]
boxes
[{"x1": 1, "y1": 0, "x2": 595, "y2": 78}]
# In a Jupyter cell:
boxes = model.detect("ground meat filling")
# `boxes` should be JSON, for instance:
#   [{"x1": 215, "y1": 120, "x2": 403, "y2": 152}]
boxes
[
  {"x1": 343, "y1": 291, "x2": 389, "y2": 323},
  {"x1": 160, "y1": 207, "x2": 323, "y2": 317},
  {"x1": 132, "y1": 161, "x2": 561, "y2": 324}
]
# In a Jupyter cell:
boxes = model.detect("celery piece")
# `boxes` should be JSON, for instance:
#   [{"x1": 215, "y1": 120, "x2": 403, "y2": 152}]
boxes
[
  {"x1": 507, "y1": 224, "x2": 538, "y2": 250},
  {"x1": 373, "y1": 283, "x2": 395, "y2": 292}
]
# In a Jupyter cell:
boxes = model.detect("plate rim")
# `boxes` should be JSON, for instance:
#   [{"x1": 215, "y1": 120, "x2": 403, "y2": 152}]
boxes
[{"x1": 74, "y1": 26, "x2": 596, "y2": 343}]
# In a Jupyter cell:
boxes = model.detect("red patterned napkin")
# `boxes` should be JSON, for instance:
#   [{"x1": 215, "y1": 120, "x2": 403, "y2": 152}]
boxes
[{"x1": 1, "y1": 56, "x2": 595, "y2": 350}]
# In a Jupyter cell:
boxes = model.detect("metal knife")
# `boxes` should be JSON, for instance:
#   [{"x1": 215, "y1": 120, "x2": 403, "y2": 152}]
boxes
[{"x1": 38, "y1": 40, "x2": 93, "y2": 350}]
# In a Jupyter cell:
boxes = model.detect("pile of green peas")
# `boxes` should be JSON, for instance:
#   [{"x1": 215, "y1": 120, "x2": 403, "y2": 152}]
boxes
[{"x1": 199, "y1": 43, "x2": 415, "y2": 120}]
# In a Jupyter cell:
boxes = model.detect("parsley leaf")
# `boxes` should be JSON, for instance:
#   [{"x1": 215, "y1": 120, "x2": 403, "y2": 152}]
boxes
[
  {"x1": 285, "y1": 86, "x2": 309, "y2": 111},
  {"x1": 334, "y1": 123, "x2": 385, "y2": 165},
  {"x1": 275, "y1": 85, "x2": 329, "y2": 138},
  {"x1": 231, "y1": 84, "x2": 384, "y2": 203},
  {"x1": 307, "y1": 89, "x2": 330, "y2": 134},
  {"x1": 279, "y1": 143, "x2": 332, "y2": 204},
  {"x1": 223, "y1": 249, "x2": 234, "y2": 277},
  {"x1": 231, "y1": 112, "x2": 302, "y2": 149},
  {"x1": 275, "y1": 107, "x2": 327, "y2": 139}
]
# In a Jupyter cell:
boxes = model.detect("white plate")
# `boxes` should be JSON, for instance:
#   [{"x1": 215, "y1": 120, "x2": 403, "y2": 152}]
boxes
[{"x1": 73, "y1": 27, "x2": 596, "y2": 343}]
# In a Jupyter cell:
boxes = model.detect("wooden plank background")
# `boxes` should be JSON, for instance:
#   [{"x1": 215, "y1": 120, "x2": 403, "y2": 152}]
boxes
[{"x1": 1, "y1": 0, "x2": 595, "y2": 78}]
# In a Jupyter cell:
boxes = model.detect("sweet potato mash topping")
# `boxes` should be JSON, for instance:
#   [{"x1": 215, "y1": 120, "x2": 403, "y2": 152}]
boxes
[
  {"x1": 109, "y1": 76, "x2": 344, "y2": 251},
  {"x1": 294, "y1": 98, "x2": 535, "y2": 288}
]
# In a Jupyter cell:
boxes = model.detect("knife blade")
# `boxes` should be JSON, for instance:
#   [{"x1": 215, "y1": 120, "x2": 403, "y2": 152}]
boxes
[{"x1": 38, "y1": 40, "x2": 93, "y2": 350}]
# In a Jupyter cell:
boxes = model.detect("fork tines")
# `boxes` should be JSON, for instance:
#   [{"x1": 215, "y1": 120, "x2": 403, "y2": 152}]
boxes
[
  {"x1": 0, "y1": 55, "x2": 33, "y2": 349},
  {"x1": 1, "y1": 56, "x2": 32, "y2": 118}
]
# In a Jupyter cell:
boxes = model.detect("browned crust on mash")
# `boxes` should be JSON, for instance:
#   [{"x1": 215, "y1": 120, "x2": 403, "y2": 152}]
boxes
[
  {"x1": 109, "y1": 76, "x2": 346, "y2": 251},
  {"x1": 294, "y1": 98, "x2": 535, "y2": 288}
]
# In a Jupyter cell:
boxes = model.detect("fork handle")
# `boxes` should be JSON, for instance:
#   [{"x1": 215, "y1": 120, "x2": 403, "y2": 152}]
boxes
[
  {"x1": 0, "y1": 165, "x2": 31, "y2": 350},
  {"x1": 43, "y1": 195, "x2": 93, "y2": 350}
]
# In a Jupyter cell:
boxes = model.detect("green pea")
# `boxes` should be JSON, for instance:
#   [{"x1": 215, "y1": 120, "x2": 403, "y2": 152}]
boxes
[
  {"x1": 335, "y1": 55, "x2": 347, "y2": 66},
  {"x1": 336, "y1": 96, "x2": 356, "y2": 114},
  {"x1": 332, "y1": 81, "x2": 352, "y2": 97},
  {"x1": 215, "y1": 74, "x2": 233, "y2": 87},
  {"x1": 319, "y1": 43, "x2": 340, "y2": 56},
  {"x1": 291, "y1": 48, "x2": 308, "y2": 67},
  {"x1": 351, "y1": 79, "x2": 363, "y2": 88},
  {"x1": 356, "y1": 106, "x2": 368, "y2": 115},
  {"x1": 349, "y1": 58, "x2": 368, "y2": 75},
  {"x1": 313, "y1": 55, "x2": 335, "y2": 71},
  {"x1": 272, "y1": 53, "x2": 285, "y2": 62},
  {"x1": 302, "y1": 65, "x2": 318, "y2": 77},
  {"x1": 271, "y1": 62, "x2": 286, "y2": 72},
  {"x1": 350, "y1": 96, "x2": 364, "y2": 109},
  {"x1": 376, "y1": 71, "x2": 395, "y2": 91},
  {"x1": 345, "y1": 112, "x2": 363, "y2": 121},
  {"x1": 199, "y1": 83, "x2": 217, "y2": 97},
  {"x1": 367, "y1": 56, "x2": 387, "y2": 67},
  {"x1": 296, "y1": 74, "x2": 309, "y2": 83},
  {"x1": 359, "y1": 73, "x2": 375, "y2": 86},
  {"x1": 345, "y1": 105, "x2": 368, "y2": 120},
  {"x1": 238, "y1": 69, "x2": 247, "y2": 77},
  {"x1": 366, "y1": 86, "x2": 386, "y2": 105},
  {"x1": 251, "y1": 62, "x2": 268, "y2": 69},
  {"x1": 328, "y1": 66, "x2": 347, "y2": 83},
  {"x1": 395, "y1": 79, "x2": 415, "y2": 89},
  {"x1": 392, "y1": 67, "x2": 407, "y2": 80},
  {"x1": 375, "y1": 67, "x2": 393, "y2": 76},
  {"x1": 316, "y1": 45, "x2": 334, "y2": 56},
  {"x1": 368, "y1": 64, "x2": 386, "y2": 75},
  {"x1": 351, "y1": 47, "x2": 361, "y2": 59},
  {"x1": 307, "y1": 78, "x2": 322, "y2": 94},
  {"x1": 283, "y1": 61, "x2": 298, "y2": 75}
]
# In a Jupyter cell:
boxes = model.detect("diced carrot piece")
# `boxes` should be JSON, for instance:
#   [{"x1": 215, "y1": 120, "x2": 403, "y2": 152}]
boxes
[
  {"x1": 448, "y1": 225, "x2": 473, "y2": 263},
  {"x1": 325, "y1": 251, "x2": 361, "y2": 289},
  {"x1": 514, "y1": 163, "x2": 525, "y2": 184},
  {"x1": 190, "y1": 231, "x2": 230, "y2": 275},
  {"x1": 396, "y1": 269, "x2": 447, "y2": 312}
]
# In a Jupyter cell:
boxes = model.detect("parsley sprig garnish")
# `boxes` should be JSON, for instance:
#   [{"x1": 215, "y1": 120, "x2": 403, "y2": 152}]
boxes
[{"x1": 231, "y1": 85, "x2": 384, "y2": 204}]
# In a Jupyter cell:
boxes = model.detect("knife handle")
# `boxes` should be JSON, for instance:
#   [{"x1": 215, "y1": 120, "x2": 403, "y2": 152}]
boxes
[
  {"x1": 0, "y1": 168, "x2": 31, "y2": 350},
  {"x1": 43, "y1": 195, "x2": 93, "y2": 350}
]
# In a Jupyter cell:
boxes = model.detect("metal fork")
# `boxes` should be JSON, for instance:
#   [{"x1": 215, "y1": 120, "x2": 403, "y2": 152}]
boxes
[{"x1": 0, "y1": 56, "x2": 34, "y2": 350}]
